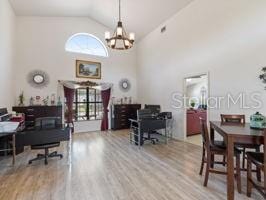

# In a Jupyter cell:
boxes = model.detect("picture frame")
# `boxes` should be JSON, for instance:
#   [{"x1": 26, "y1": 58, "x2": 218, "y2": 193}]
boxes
[{"x1": 76, "y1": 60, "x2": 101, "y2": 79}]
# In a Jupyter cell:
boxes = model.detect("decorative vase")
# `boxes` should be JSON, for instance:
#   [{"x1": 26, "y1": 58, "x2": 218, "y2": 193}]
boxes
[
  {"x1": 250, "y1": 112, "x2": 266, "y2": 129},
  {"x1": 57, "y1": 97, "x2": 62, "y2": 106}
]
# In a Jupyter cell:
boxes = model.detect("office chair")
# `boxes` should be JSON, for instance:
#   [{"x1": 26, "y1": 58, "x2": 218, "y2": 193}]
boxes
[
  {"x1": 28, "y1": 117, "x2": 63, "y2": 165},
  {"x1": 130, "y1": 109, "x2": 160, "y2": 145}
]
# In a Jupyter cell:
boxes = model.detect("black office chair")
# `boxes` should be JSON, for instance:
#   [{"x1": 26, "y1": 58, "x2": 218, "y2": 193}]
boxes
[
  {"x1": 28, "y1": 117, "x2": 63, "y2": 165},
  {"x1": 130, "y1": 109, "x2": 159, "y2": 145}
]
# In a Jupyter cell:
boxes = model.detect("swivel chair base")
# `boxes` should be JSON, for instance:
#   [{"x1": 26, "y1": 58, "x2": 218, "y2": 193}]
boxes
[{"x1": 29, "y1": 143, "x2": 63, "y2": 165}]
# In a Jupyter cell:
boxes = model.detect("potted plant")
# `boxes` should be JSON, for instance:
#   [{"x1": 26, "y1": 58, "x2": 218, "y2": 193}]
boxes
[
  {"x1": 18, "y1": 92, "x2": 25, "y2": 106},
  {"x1": 190, "y1": 100, "x2": 196, "y2": 109}
]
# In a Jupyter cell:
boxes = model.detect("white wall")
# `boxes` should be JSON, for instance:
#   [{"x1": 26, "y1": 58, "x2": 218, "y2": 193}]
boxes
[
  {"x1": 15, "y1": 16, "x2": 137, "y2": 132},
  {"x1": 0, "y1": 0, "x2": 16, "y2": 110},
  {"x1": 137, "y1": 0, "x2": 266, "y2": 140}
]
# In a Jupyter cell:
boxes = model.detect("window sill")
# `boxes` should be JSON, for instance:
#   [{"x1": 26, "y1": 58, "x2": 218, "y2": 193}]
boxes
[{"x1": 74, "y1": 119, "x2": 102, "y2": 123}]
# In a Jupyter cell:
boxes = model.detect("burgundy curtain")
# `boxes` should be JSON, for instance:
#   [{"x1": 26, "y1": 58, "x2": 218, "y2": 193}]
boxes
[
  {"x1": 101, "y1": 88, "x2": 111, "y2": 131},
  {"x1": 64, "y1": 86, "x2": 75, "y2": 131}
]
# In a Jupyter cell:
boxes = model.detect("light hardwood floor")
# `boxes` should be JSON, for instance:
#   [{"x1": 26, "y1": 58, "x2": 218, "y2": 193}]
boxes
[
  {"x1": 186, "y1": 134, "x2": 202, "y2": 146},
  {"x1": 0, "y1": 130, "x2": 263, "y2": 200}
]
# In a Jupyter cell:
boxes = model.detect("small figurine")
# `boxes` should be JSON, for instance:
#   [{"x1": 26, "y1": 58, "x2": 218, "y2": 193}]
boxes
[
  {"x1": 43, "y1": 96, "x2": 49, "y2": 106},
  {"x1": 35, "y1": 96, "x2": 41, "y2": 105},
  {"x1": 51, "y1": 94, "x2": 56, "y2": 105},
  {"x1": 18, "y1": 92, "x2": 25, "y2": 106},
  {"x1": 29, "y1": 97, "x2": 34, "y2": 106},
  {"x1": 124, "y1": 97, "x2": 127, "y2": 104}
]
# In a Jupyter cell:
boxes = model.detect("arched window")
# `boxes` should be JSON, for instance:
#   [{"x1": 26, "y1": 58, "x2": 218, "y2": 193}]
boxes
[{"x1": 65, "y1": 33, "x2": 108, "y2": 57}]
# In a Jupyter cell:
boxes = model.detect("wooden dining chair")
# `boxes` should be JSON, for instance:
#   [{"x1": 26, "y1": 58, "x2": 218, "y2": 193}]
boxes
[
  {"x1": 199, "y1": 118, "x2": 242, "y2": 193},
  {"x1": 221, "y1": 114, "x2": 245, "y2": 124},
  {"x1": 221, "y1": 114, "x2": 261, "y2": 175},
  {"x1": 246, "y1": 129, "x2": 266, "y2": 198}
]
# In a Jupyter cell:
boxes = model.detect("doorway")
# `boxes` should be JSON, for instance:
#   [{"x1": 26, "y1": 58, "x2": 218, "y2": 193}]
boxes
[{"x1": 183, "y1": 73, "x2": 209, "y2": 146}]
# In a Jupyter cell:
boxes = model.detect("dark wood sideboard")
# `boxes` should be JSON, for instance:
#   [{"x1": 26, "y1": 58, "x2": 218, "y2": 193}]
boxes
[
  {"x1": 111, "y1": 104, "x2": 141, "y2": 130},
  {"x1": 12, "y1": 106, "x2": 63, "y2": 130}
]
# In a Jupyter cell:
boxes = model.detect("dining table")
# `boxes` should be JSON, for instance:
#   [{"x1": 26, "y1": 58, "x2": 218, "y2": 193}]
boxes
[{"x1": 210, "y1": 121, "x2": 264, "y2": 200}]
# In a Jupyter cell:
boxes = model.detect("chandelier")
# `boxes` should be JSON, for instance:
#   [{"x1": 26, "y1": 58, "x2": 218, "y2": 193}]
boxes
[{"x1": 105, "y1": 0, "x2": 135, "y2": 50}]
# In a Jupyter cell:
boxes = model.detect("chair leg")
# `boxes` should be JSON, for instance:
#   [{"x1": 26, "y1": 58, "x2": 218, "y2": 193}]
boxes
[
  {"x1": 255, "y1": 146, "x2": 261, "y2": 182},
  {"x1": 28, "y1": 155, "x2": 45, "y2": 164},
  {"x1": 44, "y1": 148, "x2": 48, "y2": 165},
  {"x1": 222, "y1": 156, "x2": 226, "y2": 166},
  {"x1": 247, "y1": 159, "x2": 252, "y2": 197},
  {"x1": 49, "y1": 151, "x2": 63, "y2": 159},
  {"x1": 235, "y1": 154, "x2": 241, "y2": 193},
  {"x1": 199, "y1": 147, "x2": 205, "y2": 175},
  {"x1": 242, "y1": 148, "x2": 246, "y2": 169},
  {"x1": 204, "y1": 153, "x2": 210, "y2": 187}
]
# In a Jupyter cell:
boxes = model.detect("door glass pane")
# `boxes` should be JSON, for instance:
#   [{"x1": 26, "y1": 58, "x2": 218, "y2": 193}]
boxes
[
  {"x1": 88, "y1": 103, "x2": 96, "y2": 120},
  {"x1": 77, "y1": 89, "x2": 87, "y2": 102},
  {"x1": 77, "y1": 103, "x2": 87, "y2": 120},
  {"x1": 96, "y1": 90, "x2": 102, "y2": 102},
  {"x1": 89, "y1": 89, "x2": 96, "y2": 102}
]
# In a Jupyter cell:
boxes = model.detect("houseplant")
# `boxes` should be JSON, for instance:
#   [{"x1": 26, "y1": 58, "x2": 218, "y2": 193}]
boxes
[{"x1": 18, "y1": 92, "x2": 25, "y2": 106}]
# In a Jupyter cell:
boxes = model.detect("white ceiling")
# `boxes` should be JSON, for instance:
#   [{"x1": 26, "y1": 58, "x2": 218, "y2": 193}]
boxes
[{"x1": 9, "y1": 0, "x2": 194, "y2": 39}]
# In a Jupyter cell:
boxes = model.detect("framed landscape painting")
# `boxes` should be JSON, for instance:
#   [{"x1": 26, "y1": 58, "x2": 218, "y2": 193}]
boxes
[{"x1": 76, "y1": 60, "x2": 101, "y2": 79}]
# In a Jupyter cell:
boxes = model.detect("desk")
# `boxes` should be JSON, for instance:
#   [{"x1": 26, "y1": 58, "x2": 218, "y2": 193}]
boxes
[
  {"x1": 130, "y1": 118, "x2": 172, "y2": 147},
  {"x1": 16, "y1": 126, "x2": 72, "y2": 164},
  {"x1": 0, "y1": 122, "x2": 20, "y2": 165},
  {"x1": 210, "y1": 121, "x2": 264, "y2": 200}
]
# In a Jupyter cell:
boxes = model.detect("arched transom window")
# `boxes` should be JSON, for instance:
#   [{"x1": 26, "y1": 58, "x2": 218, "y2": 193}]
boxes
[{"x1": 65, "y1": 33, "x2": 108, "y2": 57}]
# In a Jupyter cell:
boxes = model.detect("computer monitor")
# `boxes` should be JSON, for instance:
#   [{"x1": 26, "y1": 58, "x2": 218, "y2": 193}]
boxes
[{"x1": 144, "y1": 105, "x2": 161, "y2": 115}]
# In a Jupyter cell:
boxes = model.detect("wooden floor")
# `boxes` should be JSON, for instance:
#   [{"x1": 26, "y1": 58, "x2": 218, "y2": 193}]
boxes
[
  {"x1": 186, "y1": 134, "x2": 202, "y2": 146},
  {"x1": 0, "y1": 130, "x2": 263, "y2": 200}
]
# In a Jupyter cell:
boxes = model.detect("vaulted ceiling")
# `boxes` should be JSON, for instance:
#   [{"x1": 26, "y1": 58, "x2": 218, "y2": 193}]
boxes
[{"x1": 9, "y1": 0, "x2": 194, "y2": 39}]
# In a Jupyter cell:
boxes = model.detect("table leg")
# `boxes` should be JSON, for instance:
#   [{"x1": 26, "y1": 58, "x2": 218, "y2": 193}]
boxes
[
  {"x1": 210, "y1": 125, "x2": 215, "y2": 168},
  {"x1": 227, "y1": 135, "x2": 235, "y2": 200},
  {"x1": 165, "y1": 127, "x2": 167, "y2": 144},
  {"x1": 67, "y1": 131, "x2": 72, "y2": 165},
  {"x1": 138, "y1": 127, "x2": 141, "y2": 149},
  {"x1": 12, "y1": 134, "x2": 16, "y2": 165}
]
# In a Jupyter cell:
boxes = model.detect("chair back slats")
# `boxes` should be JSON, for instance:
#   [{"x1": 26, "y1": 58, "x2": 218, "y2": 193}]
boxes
[
  {"x1": 199, "y1": 117, "x2": 210, "y2": 150},
  {"x1": 220, "y1": 114, "x2": 245, "y2": 124}
]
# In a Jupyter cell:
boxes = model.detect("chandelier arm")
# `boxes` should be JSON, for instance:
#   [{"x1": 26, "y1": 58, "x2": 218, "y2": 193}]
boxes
[
  {"x1": 114, "y1": 29, "x2": 118, "y2": 48},
  {"x1": 122, "y1": 26, "x2": 127, "y2": 36},
  {"x1": 123, "y1": 37, "x2": 127, "y2": 49}
]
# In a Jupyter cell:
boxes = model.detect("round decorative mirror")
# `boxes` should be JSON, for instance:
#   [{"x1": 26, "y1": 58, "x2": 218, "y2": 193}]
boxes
[
  {"x1": 122, "y1": 82, "x2": 128, "y2": 89},
  {"x1": 119, "y1": 79, "x2": 131, "y2": 92},
  {"x1": 27, "y1": 70, "x2": 49, "y2": 89},
  {"x1": 33, "y1": 74, "x2": 44, "y2": 84}
]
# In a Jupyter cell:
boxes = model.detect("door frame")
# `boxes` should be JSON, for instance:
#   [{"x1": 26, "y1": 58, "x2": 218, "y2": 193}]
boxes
[{"x1": 183, "y1": 71, "x2": 210, "y2": 142}]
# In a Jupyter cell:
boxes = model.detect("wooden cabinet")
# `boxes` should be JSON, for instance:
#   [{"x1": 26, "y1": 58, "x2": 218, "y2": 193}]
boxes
[
  {"x1": 111, "y1": 104, "x2": 141, "y2": 130},
  {"x1": 12, "y1": 106, "x2": 63, "y2": 130},
  {"x1": 187, "y1": 109, "x2": 207, "y2": 136}
]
